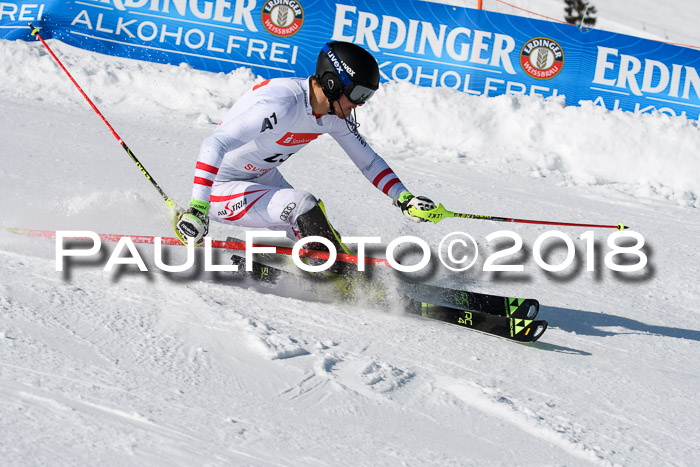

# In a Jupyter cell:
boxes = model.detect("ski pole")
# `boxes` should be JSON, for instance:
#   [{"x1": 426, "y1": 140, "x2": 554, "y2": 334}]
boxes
[
  {"x1": 27, "y1": 23, "x2": 177, "y2": 214},
  {"x1": 408, "y1": 203, "x2": 627, "y2": 230}
]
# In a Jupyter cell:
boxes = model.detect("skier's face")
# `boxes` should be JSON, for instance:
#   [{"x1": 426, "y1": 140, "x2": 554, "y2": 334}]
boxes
[{"x1": 333, "y1": 94, "x2": 360, "y2": 119}]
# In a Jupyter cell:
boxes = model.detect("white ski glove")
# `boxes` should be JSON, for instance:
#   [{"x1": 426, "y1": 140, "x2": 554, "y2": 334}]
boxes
[
  {"x1": 175, "y1": 200, "x2": 210, "y2": 244},
  {"x1": 395, "y1": 192, "x2": 436, "y2": 223}
]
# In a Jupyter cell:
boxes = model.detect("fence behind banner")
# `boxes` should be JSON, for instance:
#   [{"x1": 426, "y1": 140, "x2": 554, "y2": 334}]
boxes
[{"x1": 2, "y1": 0, "x2": 699, "y2": 120}]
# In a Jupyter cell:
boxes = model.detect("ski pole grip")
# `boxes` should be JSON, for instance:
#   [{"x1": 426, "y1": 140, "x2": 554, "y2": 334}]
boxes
[{"x1": 407, "y1": 203, "x2": 451, "y2": 224}]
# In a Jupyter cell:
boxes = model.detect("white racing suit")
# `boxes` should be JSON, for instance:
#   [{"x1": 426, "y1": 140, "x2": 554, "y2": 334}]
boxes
[{"x1": 189, "y1": 77, "x2": 407, "y2": 239}]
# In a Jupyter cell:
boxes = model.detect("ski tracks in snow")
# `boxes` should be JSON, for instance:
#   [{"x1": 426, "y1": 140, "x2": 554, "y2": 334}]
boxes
[
  {"x1": 0, "y1": 250, "x2": 288, "y2": 465},
  {"x1": 436, "y1": 378, "x2": 611, "y2": 465},
  {"x1": 0, "y1": 245, "x2": 668, "y2": 465},
  {"x1": 202, "y1": 278, "x2": 606, "y2": 465}
]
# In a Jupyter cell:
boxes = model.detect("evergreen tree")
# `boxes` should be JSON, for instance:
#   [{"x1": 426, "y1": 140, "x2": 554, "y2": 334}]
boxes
[{"x1": 564, "y1": 0, "x2": 597, "y2": 27}]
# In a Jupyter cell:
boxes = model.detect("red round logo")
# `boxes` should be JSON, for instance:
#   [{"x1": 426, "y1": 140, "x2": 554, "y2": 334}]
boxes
[
  {"x1": 520, "y1": 37, "x2": 565, "y2": 80},
  {"x1": 261, "y1": 0, "x2": 304, "y2": 37}
]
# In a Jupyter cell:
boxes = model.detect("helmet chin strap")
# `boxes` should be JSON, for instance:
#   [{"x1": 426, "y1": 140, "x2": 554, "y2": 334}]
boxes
[
  {"x1": 326, "y1": 97, "x2": 336, "y2": 116},
  {"x1": 345, "y1": 108, "x2": 359, "y2": 133},
  {"x1": 325, "y1": 94, "x2": 360, "y2": 132}
]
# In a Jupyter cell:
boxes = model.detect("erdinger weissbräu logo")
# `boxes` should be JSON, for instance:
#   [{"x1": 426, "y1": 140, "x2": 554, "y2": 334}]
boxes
[
  {"x1": 261, "y1": 0, "x2": 304, "y2": 37},
  {"x1": 520, "y1": 37, "x2": 564, "y2": 80}
]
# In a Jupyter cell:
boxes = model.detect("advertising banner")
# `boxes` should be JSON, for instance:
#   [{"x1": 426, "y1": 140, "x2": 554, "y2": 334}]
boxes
[{"x1": 2, "y1": 0, "x2": 699, "y2": 120}]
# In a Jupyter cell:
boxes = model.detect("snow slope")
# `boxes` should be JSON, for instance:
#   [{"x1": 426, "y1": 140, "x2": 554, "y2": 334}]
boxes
[{"x1": 2, "y1": 2, "x2": 700, "y2": 465}]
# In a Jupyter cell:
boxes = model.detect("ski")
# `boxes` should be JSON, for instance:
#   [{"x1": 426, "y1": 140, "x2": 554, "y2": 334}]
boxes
[
  {"x1": 228, "y1": 249, "x2": 548, "y2": 343},
  {"x1": 400, "y1": 283, "x2": 539, "y2": 320},
  {"x1": 407, "y1": 301, "x2": 547, "y2": 343},
  {"x1": 227, "y1": 236, "x2": 538, "y2": 319}
]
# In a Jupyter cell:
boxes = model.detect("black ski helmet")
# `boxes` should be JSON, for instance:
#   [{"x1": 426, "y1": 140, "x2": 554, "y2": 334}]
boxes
[{"x1": 315, "y1": 41, "x2": 380, "y2": 105}]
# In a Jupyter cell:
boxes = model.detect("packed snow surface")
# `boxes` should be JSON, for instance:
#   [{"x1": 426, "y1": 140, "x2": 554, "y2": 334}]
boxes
[{"x1": 1, "y1": 2, "x2": 700, "y2": 465}]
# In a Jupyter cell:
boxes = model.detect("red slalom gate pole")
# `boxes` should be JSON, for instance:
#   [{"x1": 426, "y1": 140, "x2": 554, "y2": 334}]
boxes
[{"x1": 8, "y1": 228, "x2": 394, "y2": 268}]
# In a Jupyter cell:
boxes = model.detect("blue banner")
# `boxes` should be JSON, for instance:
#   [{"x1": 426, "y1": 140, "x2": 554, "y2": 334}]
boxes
[{"x1": 2, "y1": 0, "x2": 699, "y2": 120}]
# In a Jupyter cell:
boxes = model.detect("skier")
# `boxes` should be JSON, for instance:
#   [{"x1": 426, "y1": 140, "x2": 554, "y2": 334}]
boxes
[{"x1": 175, "y1": 40, "x2": 437, "y2": 270}]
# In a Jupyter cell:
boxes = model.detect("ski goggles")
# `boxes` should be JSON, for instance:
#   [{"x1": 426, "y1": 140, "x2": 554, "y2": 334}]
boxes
[
  {"x1": 345, "y1": 84, "x2": 375, "y2": 105},
  {"x1": 322, "y1": 44, "x2": 376, "y2": 105}
]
